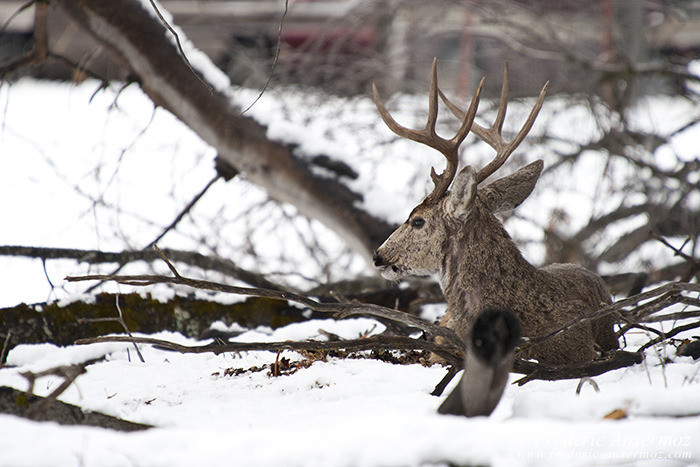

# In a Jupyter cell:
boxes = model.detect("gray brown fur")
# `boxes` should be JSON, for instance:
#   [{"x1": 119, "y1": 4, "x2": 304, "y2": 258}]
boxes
[{"x1": 374, "y1": 162, "x2": 618, "y2": 364}]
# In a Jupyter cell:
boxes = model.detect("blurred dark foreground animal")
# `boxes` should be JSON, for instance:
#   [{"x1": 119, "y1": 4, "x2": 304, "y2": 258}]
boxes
[{"x1": 438, "y1": 308, "x2": 521, "y2": 417}]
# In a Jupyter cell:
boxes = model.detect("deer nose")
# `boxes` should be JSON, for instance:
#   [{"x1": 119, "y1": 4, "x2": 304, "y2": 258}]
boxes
[{"x1": 372, "y1": 251, "x2": 385, "y2": 267}]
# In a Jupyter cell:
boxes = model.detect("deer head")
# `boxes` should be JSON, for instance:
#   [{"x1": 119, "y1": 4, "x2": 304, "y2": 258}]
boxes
[{"x1": 372, "y1": 59, "x2": 548, "y2": 280}]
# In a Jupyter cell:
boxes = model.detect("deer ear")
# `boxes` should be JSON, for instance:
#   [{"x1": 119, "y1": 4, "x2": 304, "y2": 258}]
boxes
[
  {"x1": 445, "y1": 166, "x2": 477, "y2": 219},
  {"x1": 478, "y1": 160, "x2": 543, "y2": 213}
]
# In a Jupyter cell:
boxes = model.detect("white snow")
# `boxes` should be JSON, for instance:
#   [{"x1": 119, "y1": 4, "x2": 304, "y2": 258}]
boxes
[
  {"x1": 1, "y1": 36, "x2": 700, "y2": 467},
  {"x1": 1, "y1": 322, "x2": 699, "y2": 466},
  {"x1": 134, "y1": 0, "x2": 234, "y2": 95}
]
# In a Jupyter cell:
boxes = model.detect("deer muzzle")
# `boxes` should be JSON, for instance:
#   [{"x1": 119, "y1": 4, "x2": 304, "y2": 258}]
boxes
[{"x1": 372, "y1": 251, "x2": 400, "y2": 278}]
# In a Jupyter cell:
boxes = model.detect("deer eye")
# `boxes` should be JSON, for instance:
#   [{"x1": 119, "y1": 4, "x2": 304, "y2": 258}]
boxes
[{"x1": 410, "y1": 217, "x2": 425, "y2": 228}]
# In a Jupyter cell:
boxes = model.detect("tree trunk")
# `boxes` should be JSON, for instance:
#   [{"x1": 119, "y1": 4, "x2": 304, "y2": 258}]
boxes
[
  {"x1": 0, "y1": 293, "x2": 322, "y2": 354},
  {"x1": 52, "y1": 0, "x2": 393, "y2": 261}
]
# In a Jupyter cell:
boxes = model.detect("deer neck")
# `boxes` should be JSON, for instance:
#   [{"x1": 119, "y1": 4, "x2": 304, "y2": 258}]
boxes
[{"x1": 439, "y1": 202, "x2": 538, "y2": 316}]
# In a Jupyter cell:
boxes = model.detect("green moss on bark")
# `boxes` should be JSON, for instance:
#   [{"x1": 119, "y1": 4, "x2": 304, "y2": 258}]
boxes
[{"x1": 0, "y1": 293, "x2": 318, "y2": 353}]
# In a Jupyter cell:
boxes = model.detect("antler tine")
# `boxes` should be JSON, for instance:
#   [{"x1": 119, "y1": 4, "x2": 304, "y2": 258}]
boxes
[
  {"x1": 478, "y1": 80, "x2": 548, "y2": 184},
  {"x1": 453, "y1": 77, "x2": 485, "y2": 148},
  {"x1": 372, "y1": 83, "x2": 424, "y2": 144},
  {"x1": 506, "y1": 80, "x2": 548, "y2": 157},
  {"x1": 372, "y1": 58, "x2": 483, "y2": 203},
  {"x1": 426, "y1": 58, "x2": 439, "y2": 134},
  {"x1": 493, "y1": 62, "x2": 509, "y2": 135},
  {"x1": 426, "y1": 76, "x2": 483, "y2": 202},
  {"x1": 439, "y1": 66, "x2": 549, "y2": 184},
  {"x1": 439, "y1": 90, "x2": 498, "y2": 151},
  {"x1": 372, "y1": 58, "x2": 445, "y2": 149}
]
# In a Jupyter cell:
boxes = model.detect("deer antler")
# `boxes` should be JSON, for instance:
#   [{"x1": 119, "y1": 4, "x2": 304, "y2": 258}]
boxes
[
  {"x1": 439, "y1": 63, "x2": 549, "y2": 184},
  {"x1": 373, "y1": 58, "x2": 484, "y2": 203}
]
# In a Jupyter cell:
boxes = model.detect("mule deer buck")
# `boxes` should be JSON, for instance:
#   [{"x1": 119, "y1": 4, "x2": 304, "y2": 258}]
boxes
[{"x1": 372, "y1": 60, "x2": 618, "y2": 365}]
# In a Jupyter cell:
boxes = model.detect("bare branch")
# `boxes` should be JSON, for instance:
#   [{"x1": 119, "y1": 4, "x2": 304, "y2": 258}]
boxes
[
  {"x1": 146, "y1": 174, "x2": 222, "y2": 250},
  {"x1": 71, "y1": 331, "x2": 650, "y2": 387},
  {"x1": 0, "y1": 385, "x2": 151, "y2": 431},
  {"x1": 430, "y1": 365, "x2": 460, "y2": 397},
  {"x1": 0, "y1": 245, "x2": 284, "y2": 291},
  {"x1": 575, "y1": 377, "x2": 600, "y2": 395},
  {"x1": 73, "y1": 334, "x2": 463, "y2": 367},
  {"x1": 20, "y1": 357, "x2": 104, "y2": 419},
  {"x1": 652, "y1": 233, "x2": 700, "y2": 274},
  {"x1": 65, "y1": 271, "x2": 464, "y2": 351},
  {"x1": 0, "y1": 1, "x2": 48, "y2": 78},
  {"x1": 513, "y1": 350, "x2": 643, "y2": 385},
  {"x1": 64, "y1": 254, "x2": 700, "y2": 385},
  {"x1": 82, "y1": 173, "x2": 222, "y2": 294},
  {"x1": 153, "y1": 245, "x2": 181, "y2": 280},
  {"x1": 637, "y1": 321, "x2": 700, "y2": 353}
]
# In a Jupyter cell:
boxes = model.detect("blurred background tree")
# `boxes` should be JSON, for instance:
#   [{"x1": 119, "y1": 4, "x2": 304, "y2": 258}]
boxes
[{"x1": 1, "y1": 0, "x2": 698, "y2": 303}]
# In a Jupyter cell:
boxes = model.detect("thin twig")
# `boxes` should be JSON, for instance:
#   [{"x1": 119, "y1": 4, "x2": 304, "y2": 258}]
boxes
[
  {"x1": 40, "y1": 258, "x2": 56, "y2": 301},
  {"x1": 85, "y1": 171, "x2": 222, "y2": 294},
  {"x1": 239, "y1": 0, "x2": 289, "y2": 115},
  {"x1": 625, "y1": 292, "x2": 684, "y2": 322},
  {"x1": 21, "y1": 357, "x2": 104, "y2": 419},
  {"x1": 145, "y1": 174, "x2": 221, "y2": 249},
  {"x1": 79, "y1": 295, "x2": 145, "y2": 363},
  {"x1": 0, "y1": 0, "x2": 34, "y2": 35},
  {"x1": 641, "y1": 310, "x2": 700, "y2": 323},
  {"x1": 0, "y1": 332, "x2": 11, "y2": 366},
  {"x1": 153, "y1": 245, "x2": 181, "y2": 279},
  {"x1": 575, "y1": 377, "x2": 600, "y2": 395},
  {"x1": 274, "y1": 350, "x2": 282, "y2": 377},
  {"x1": 616, "y1": 322, "x2": 664, "y2": 339},
  {"x1": 115, "y1": 295, "x2": 145, "y2": 363},
  {"x1": 146, "y1": 0, "x2": 213, "y2": 94},
  {"x1": 652, "y1": 232, "x2": 699, "y2": 264},
  {"x1": 637, "y1": 321, "x2": 700, "y2": 353}
]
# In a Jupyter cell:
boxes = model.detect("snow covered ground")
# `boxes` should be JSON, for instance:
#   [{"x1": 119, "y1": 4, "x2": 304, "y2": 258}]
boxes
[
  {"x1": 1, "y1": 76, "x2": 699, "y2": 466},
  {"x1": 0, "y1": 320, "x2": 699, "y2": 466}
]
